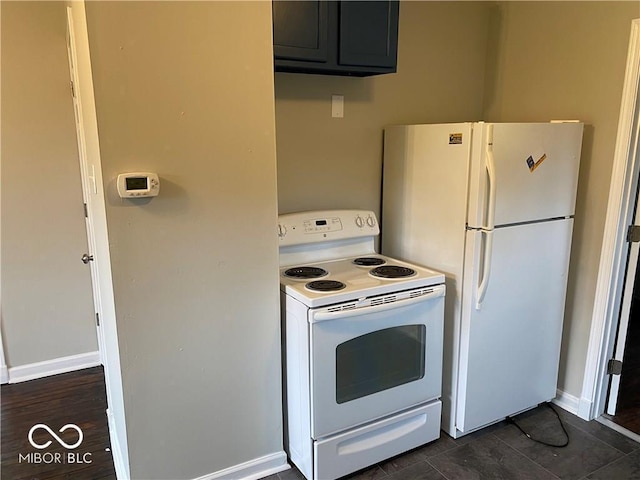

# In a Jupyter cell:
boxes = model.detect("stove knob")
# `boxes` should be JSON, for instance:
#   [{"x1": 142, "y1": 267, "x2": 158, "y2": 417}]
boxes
[
  {"x1": 366, "y1": 216, "x2": 376, "y2": 228},
  {"x1": 355, "y1": 216, "x2": 364, "y2": 228}
]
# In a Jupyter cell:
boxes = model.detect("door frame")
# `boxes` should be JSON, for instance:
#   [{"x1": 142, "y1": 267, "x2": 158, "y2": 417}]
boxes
[
  {"x1": 0, "y1": 9, "x2": 6, "y2": 382},
  {"x1": 580, "y1": 18, "x2": 640, "y2": 421},
  {"x1": 606, "y1": 195, "x2": 640, "y2": 416},
  {"x1": 66, "y1": 2, "x2": 130, "y2": 478}
]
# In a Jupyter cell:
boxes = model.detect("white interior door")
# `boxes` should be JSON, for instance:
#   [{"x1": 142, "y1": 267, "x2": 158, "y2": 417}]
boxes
[
  {"x1": 606, "y1": 183, "x2": 640, "y2": 415},
  {"x1": 66, "y1": 8, "x2": 104, "y2": 363},
  {"x1": 457, "y1": 220, "x2": 574, "y2": 433}
]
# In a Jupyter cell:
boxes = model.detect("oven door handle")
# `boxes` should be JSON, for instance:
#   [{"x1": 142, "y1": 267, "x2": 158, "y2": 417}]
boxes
[{"x1": 311, "y1": 284, "x2": 445, "y2": 322}]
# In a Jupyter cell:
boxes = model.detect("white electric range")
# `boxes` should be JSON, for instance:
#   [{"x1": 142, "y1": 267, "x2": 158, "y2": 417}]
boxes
[{"x1": 279, "y1": 210, "x2": 445, "y2": 480}]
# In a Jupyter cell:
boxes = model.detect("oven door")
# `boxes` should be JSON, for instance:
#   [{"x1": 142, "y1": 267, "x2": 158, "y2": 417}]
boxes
[{"x1": 309, "y1": 284, "x2": 445, "y2": 439}]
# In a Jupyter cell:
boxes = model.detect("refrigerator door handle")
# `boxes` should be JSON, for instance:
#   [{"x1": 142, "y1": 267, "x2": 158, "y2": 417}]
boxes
[
  {"x1": 484, "y1": 126, "x2": 496, "y2": 230},
  {"x1": 476, "y1": 230, "x2": 493, "y2": 310}
]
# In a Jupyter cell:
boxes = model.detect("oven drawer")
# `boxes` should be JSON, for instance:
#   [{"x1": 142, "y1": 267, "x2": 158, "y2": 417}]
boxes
[{"x1": 314, "y1": 401, "x2": 442, "y2": 480}]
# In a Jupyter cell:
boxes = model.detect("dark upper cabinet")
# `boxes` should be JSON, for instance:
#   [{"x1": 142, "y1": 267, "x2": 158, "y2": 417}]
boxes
[
  {"x1": 338, "y1": 1, "x2": 398, "y2": 68},
  {"x1": 273, "y1": 1, "x2": 399, "y2": 77},
  {"x1": 272, "y1": 1, "x2": 329, "y2": 62}
]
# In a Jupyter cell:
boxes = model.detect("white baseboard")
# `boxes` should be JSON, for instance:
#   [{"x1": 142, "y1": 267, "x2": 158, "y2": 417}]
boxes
[
  {"x1": 554, "y1": 389, "x2": 597, "y2": 421},
  {"x1": 1, "y1": 365, "x2": 8, "y2": 384},
  {"x1": 194, "y1": 451, "x2": 289, "y2": 480},
  {"x1": 552, "y1": 389, "x2": 580, "y2": 415},
  {"x1": 8, "y1": 351, "x2": 101, "y2": 383},
  {"x1": 577, "y1": 396, "x2": 594, "y2": 420}
]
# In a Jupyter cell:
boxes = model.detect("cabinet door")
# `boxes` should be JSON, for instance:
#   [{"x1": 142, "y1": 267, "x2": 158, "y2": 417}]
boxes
[
  {"x1": 273, "y1": 0, "x2": 328, "y2": 62},
  {"x1": 338, "y1": 1, "x2": 399, "y2": 68}
]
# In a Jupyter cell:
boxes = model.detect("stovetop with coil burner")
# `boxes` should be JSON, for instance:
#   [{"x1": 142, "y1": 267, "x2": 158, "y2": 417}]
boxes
[
  {"x1": 280, "y1": 254, "x2": 443, "y2": 308},
  {"x1": 277, "y1": 209, "x2": 444, "y2": 307}
]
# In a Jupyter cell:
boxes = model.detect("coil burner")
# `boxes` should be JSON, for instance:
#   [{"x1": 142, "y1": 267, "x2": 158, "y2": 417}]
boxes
[
  {"x1": 305, "y1": 280, "x2": 347, "y2": 292},
  {"x1": 369, "y1": 265, "x2": 416, "y2": 279},
  {"x1": 352, "y1": 257, "x2": 386, "y2": 267},
  {"x1": 284, "y1": 266, "x2": 328, "y2": 279}
]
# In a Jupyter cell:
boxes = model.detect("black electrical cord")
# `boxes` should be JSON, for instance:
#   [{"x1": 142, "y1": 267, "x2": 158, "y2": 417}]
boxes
[{"x1": 506, "y1": 402, "x2": 570, "y2": 448}]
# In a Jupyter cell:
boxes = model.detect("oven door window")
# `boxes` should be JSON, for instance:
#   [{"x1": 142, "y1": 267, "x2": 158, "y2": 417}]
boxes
[{"x1": 336, "y1": 325, "x2": 426, "y2": 404}]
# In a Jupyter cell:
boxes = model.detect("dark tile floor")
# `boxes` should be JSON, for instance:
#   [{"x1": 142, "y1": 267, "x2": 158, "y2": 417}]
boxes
[{"x1": 270, "y1": 405, "x2": 640, "y2": 480}]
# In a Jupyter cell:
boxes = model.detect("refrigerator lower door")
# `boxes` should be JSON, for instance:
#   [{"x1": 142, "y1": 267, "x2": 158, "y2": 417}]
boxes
[{"x1": 456, "y1": 219, "x2": 573, "y2": 433}]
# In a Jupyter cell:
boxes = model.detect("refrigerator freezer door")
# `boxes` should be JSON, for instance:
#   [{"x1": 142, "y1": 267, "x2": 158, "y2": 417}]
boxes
[
  {"x1": 468, "y1": 123, "x2": 583, "y2": 227},
  {"x1": 456, "y1": 219, "x2": 573, "y2": 433}
]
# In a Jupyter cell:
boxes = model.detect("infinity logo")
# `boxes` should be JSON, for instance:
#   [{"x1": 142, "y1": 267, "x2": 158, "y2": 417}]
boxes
[{"x1": 28, "y1": 424, "x2": 83, "y2": 450}]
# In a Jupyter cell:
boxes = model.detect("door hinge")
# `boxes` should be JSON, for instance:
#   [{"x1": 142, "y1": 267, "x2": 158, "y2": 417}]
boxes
[
  {"x1": 83, "y1": 203, "x2": 88, "y2": 218},
  {"x1": 607, "y1": 359, "x2": 623, "y2": 375},
  {"x1": 627, "y1": 225, "x2": 640, "y2": 242},
  {"x1": 96, "y1": 313, "x2": 100, "y2": 327}
]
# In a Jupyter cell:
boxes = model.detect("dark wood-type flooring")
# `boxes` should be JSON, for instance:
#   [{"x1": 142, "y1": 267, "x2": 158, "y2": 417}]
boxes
[
  {"x1": 1, "y1": 366, "x2": 116, "y2": 480},
  {"x1": 2, "y1": 367, "x2": 639, "y2": 480}
]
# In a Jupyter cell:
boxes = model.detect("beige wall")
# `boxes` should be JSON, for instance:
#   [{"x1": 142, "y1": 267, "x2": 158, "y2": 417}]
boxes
[
  {"x1": 4, "y1": 2, "x2": 637, "y2": 477},
  {"x1": 275, "y1": 1, "x2": 492, "y2": 215},
  {"x1": 483, "y1": 1, "x2": 639, "y2": 398},
  {"x1": 1, "y1": 1, "x2": 97, "y2": 367},
  {"x1": 275, "y1": 0, "x2": 640, "y2": 401},
  {"x1": 85, "y1": 1, "x2": 281, "y2": 478}
]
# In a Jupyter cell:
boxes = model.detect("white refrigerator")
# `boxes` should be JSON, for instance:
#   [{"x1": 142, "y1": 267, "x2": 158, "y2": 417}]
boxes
[{"x1": 381, "y1": 122, "x2": 583, "y2": 438}]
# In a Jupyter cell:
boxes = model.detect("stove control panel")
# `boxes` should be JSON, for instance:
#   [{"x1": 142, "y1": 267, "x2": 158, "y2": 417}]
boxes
[
  {"x1": 277, "y1": 209, "x2": 380, "y2": 247},
  {"x1": 303, "y1": 217, "x2": 342, "y2": 233}
]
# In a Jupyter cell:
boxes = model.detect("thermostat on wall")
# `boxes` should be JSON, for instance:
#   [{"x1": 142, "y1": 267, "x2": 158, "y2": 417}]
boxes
[{"x1": 117, "y1": 172, "x2": 160, "y2": 198}]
